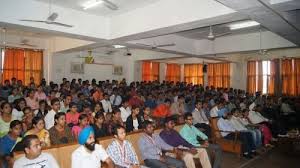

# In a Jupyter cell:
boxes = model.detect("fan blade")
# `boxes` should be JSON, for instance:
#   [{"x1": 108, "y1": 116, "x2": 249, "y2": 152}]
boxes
[
  {"x1": 50, "y1": 22, "x2": 73, "y2": 27},
  {"x1": 215, "y1": 32, "x2": 231, "y2": 38},
  {"x1": 156, "y1": 43, "x2": 176, "y2": 47},
  {"x1": 135, "y1": 43, "x2": 153, "y2": 47},
  {"x1": 21, "y1": 43, "x2": 37, "y2": 47},
  {"x1": 47, "y1": 12, "x2": 58, "y2": 21},
  {"x1": 19, "y1": 19, "x2": 46, "y2": 23},
  {"x1": 102, "y1": 0, "x2": 118, "y2": 10}
]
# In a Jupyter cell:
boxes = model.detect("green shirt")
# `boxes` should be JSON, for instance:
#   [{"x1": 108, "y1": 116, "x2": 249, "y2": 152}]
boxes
[{"x1": 179, "y1": 124, "x2": 208, "y2": 147}]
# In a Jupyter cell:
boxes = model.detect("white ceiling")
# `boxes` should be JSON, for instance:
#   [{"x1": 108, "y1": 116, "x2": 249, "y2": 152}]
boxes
[{"x1": 35, "y1": 0, "x2": 161, "y2": 16}]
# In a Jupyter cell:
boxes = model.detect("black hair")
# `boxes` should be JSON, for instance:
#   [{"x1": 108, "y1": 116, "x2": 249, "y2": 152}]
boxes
[
  {"x1": 164, "y1": 98, "x2": 171, "y2": 103},
  {"x1": 54, "y1": 112, "x2": 66, "y2": 124},
  {"x1": 112, "y1": 124, "x2": 125, "y2": 136},
  {"x1": 23, "y1": 107, "x2": 32, "y2": 113},
  {"x1": 112, "y1": 108, "x2": 121, "y2": 115},
  {"x1": 131, "y1": 105, "x2": 140, "y2": 111},
  {"x1": 142, "y1": 120, "x2": 153, "y2": 129},
  {"x1": 184, "y1": 113, "x2": 193, "y2": 120},
  {"x1": 1, "y1": 101, "x2": 11, "y2": 109},
  {"x1": 10, "y1": 120, "x2": 22, "y2": 129},
  {"x1": 95, "y1": 112, "x2": 105, "y2": 119},
  {"x1": 51, "y1": 98, "x2": 60, "y2": 106},
  {"x1": 22, "y1": 135, "x2": 39, "y2": 153},
  {"x1": 69, "y1": 102, "x2": 77, "y2": 108},
  {"x1": 78, "y1": 113, "x2": 88, "y2": 121},
  {"x1": 32, "y1": 116, "x2": 44, "y2": 126},
  {"x1": 163, "y1": 116, "x2": 175, "y2": 124}
]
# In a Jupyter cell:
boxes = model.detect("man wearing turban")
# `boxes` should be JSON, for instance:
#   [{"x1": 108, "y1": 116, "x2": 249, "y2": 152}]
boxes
[{"x1": 71, "y1": 126, "x2": 114, "y2": 168}]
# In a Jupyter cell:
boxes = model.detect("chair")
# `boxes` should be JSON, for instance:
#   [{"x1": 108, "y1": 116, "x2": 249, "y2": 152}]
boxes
[{"x1": 210, "y1": 117, "x2": 242, "y2": 157}]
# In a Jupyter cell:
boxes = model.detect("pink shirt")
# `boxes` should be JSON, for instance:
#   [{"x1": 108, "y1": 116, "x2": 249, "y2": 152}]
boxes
[
  {"x1": 72, "y1": 126, "x2": 82, "y2": 138},
  {"x1": 34, "y1": 92, "x2": 47, "y2": 101},
  {"x1": 66, "y1": 112, "x2": 80, "y2": 125},
  {"x1": 25, "y1": 97, "x2": 39, "y2": 110}
]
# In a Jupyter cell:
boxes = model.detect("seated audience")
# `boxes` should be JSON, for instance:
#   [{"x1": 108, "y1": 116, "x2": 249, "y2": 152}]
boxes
[
  {"x1": 108, "y1": 109, "x2": 124, "y2": 135},
  {"x1": 126, "y1": 105, "x2": 142, "y2": 132},
  {"x1": 217, "y1": 112, "x2": 256, "y2": 158},
  {"x1": 101, "y1": 93, "x2": 113, "y2": 113},
  {"x1": 140, "y1": 106, "x2": 154, "y2": 123},
  {"x1": 72, "y1": 114, "x2": 89, "y2": 139},
  {"x1": 49, "y1": 112, "x2": 75, "y2": 145},
  {"x1": 120, "y1": 100, "x2": 132, "y2": 123},
  {"x1": 25, "y1": 89, "x2": 39, "y2": 111},
  {"x1": 45, "y1": 98, "x2": 61, "y2": 130},
  {"x1": 106, "y1": 125, "x2": 140, "y2": 168},
  {"x1": 0, "y1": 102, "x2": 14, "y2": 137},
  {"x1": 60, "y1": 95, "x2": 72, "y2": 113},
  {"x1": 13, "y1": 135, "x2": 59, "y2": 168},
  {"x1": 160, "y1": 117, "x2": 212, "y2": 168},
  {"x1": 12, "y1": 98, "x2": 26, "y2": 121},
  {"x1": 138, "y1": 121, "x2": 185, "y2": 168},
  {"x1": 34, "y1": 100, "x2": 49, "y2": 118},
  {"x1": 180, "y1": 113, "x2": 222, "y2": 168},
  {"x1": 92, "y1": 102, "x2": 104, "y2": 117},
  {"x1": 91, "y1": 112, "x2": 108, "y2": 139},
  {"x1": 152, "y1": 99, "x2": 172, "y2": 125},
  {"x1": 170, "y1": 95, "x2": 185, "y2": 116},
  {"x1": 25, "y1": 116, "x2": 50, "y2": 147},
  {"x1": 192, "y1": 101, "x2": 211, "y2": 138},
  {"x1": 71, "y1": 126, "x2": 114, "y2": 168},
  {"x1": 66, "y1": 102, "x2": 80, "y2": 127}
]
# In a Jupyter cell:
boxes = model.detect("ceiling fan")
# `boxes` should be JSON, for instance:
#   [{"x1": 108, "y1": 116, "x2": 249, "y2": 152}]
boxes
[
  {"x1": 206, "y1": 25, "x2": 231, "y2": 40},
  {"x1": 0, "y1": 28, "x2": 37, "y2": 48},
  {"x1": 135, "y1": 42, "x2": 176, "y2": 49},
  {"x1": 19, "y1": 0, "x2": 73, "y2": 28},
  {"x1": 102, "y1": 0, "x2": 119, "y2": 10}
]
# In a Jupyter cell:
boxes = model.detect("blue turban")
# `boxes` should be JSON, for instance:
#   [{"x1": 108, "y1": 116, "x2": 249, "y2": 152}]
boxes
[{"x1": 78, "y1": 126, "x2": 94, "y2": 145}]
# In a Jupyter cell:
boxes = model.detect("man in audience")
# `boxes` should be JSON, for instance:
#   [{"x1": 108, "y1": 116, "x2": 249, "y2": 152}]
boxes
[
  {"x1": 120, "y1": 100, "x2": 132, "y2": 123},
  {"x1": 106, "y1": 125, "x2": 141, "y2": 168},
  {"x1": 110, "y1": 88, "x2": 122, "y2": 107},
  {"x1": 138, "y1": 121, "x2": 185, "y2": 168},
  {"x1": 170, "y1": 95, "x2": 185, "y2": 116},
  {"x1": 192, "y1": 100, "x2": 211, "y2": 138},
  {"x1": 60, "y1": 95, "x2": 72, "y2": 113},
  {"x1": 160, "y1": 117, "x2": 212, "y2": 168},
  {"x1": 180, "y1": 113, "x2": 222, "y2": 168},
  {"x1": 72, "y1": 126, "x2": 114, "y2": 168},
  {"x1": 152, "y1": 99, "x2": 172, "y2": 125},
  {"x1": 217, "y1": 112, "x2": 256, "y2": 158},
  {"x1": 44, "y1": 98, "x2": 60, "y2": 130},
  {"x1": 13, "y1": 135, "x2": 59, "y2": 168},
  {"x1": 101, "y1": 93, "x2": 113, "y2": 113}
]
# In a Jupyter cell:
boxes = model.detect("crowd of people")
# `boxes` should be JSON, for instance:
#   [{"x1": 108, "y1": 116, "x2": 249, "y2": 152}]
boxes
[{"x1": 0, "y1": 77, "x2": 299, "y2": 168}]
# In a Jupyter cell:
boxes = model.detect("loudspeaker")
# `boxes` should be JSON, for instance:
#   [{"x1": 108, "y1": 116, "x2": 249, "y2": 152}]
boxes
[{"x1": 203, "y1": 64, "x2": 207, "y2": 73}]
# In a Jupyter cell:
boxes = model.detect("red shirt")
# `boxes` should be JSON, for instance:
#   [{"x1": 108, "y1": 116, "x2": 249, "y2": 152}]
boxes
[{"x1": 152, "y1": 104, "x2": 171, "y2": 118}]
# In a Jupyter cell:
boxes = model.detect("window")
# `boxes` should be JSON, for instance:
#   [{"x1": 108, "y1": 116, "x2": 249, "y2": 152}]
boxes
[
  {"x1": 142, "y1": 61, "x2": 159, "y2": 81},
  {"x1": 184, "y1": 64, "x2": 203, "y2": 85},
  {"x1": 262, "y1": 61, "x2": 271, "y2": 94},
  {"x1": 1, "y1": 48, "x2": 43, "y2": 85},
  {"x1": 166, "y1": 63, "x2": 181, "y2": 82}
]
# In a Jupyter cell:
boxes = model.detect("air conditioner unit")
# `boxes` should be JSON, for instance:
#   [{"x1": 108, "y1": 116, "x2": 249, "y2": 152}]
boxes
[
  {"x1": 71, "y1": 62, "x2": 84, "y2": 74},
  {"x1": 113, "y1": 66, "x2": 123, "y2": 75}
]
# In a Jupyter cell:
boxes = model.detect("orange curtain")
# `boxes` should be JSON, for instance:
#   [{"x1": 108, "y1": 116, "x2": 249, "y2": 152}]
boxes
[
  {"x1": 166, "y1": 63, "x2": 181, "y2": 82},
  {"x1": 247, "y1": 61, "x2": 257, "y2": 94},
  {"x1": 184, "y1": 64, "x2": 203, "y2": 85},
  {"x1": 24, "y1": 50, "x2": 43, "y2": 85},
  {"x1": 208, "y1": 63, "x2": 230, "y2": 88},
  {"x1": 296, "y1": 59, "x2": 300, "y2": 96},
  {"x1": 3, "y1": 48, "x2": 25, "y2": 83},
  {"x1": 281, "y1": 59, "x2": 297, "y2": 96},
  {"x1": 268, "y1": 60, "x2": 276, "y2": 95},
  {"x1": 142, "y1": 61, "x2": 160, "y2": 81},
  {"x1": 257, "y1": 61, "x2": 263, "y2": 92}
]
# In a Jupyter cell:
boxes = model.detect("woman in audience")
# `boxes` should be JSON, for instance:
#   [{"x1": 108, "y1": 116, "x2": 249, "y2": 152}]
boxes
[
  {"x1": 107, "y1": 109, "x2": 124, "y2": 135},
  {"x1": 66, "y1": 102, "x2": 80, "y2": 127},
  {"x1": 34, "y1": 85, "x2": 47, "y2": 102},
  {"x1": 12, "y1": 98, "x2": 26, "y2": 121},
  {"x1": 140, "y1": 106, "x2": 154, "y2": 123},
  {"x1": 21, "y1": 107, "x2": 34, "y2": 134},
  {"x1": 25, "y1": 116, "x2": 50, "y2": 147},
  {"x1": 49, "y1": 112, "x2": 75, "y2": 145},
  {"x1": 0, "y1": 102, "x2": 14, "y2": 137},
  {"x1": 91, "y1": 112, "x2": 107, "y2": 139},
  {"x1": 25, "y1": 89, "x2": 39, "y2": 111},
  {"x1": 34, "y1": 100, "x2": 49, "y2": 118},
  {"x1": 72, "y1": 113, "x2": 89, "y2": 139},
  {"x1": 126, "y1": 105, "x2": 142, "y2": 132},
  {"x1": 92, "y1": 102, "x2": 104, "y2": 117}
]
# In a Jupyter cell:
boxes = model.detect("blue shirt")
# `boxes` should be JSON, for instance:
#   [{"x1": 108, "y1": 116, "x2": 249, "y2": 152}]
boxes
[
  {"x1": 0, "y1": 135, "x2": 16, "y2": 156},
  {"x1": 217, "y1": 107, "x2": 229, "y2": 117},
  {"x1": 138, "y1": 133, "x2": 173, "y2": 160}
]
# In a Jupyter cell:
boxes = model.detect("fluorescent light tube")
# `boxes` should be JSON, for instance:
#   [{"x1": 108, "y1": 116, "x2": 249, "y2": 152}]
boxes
[
  {"x1": 82, "y1": 0, "x2": 103, "y2": 10},
  {"x1": 113, "y1": 45, "x2": 126, "y2": 48},
  {"x1": 229, "y1": 21, "x2": 260, "y2": 30}
]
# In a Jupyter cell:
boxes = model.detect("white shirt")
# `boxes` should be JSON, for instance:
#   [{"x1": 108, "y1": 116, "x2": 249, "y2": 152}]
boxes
[
  {"x1": 72, "y1": 144, "x2": 109, "y2": 168},
  {"x1": 109, "y1": 95, "x2": 122, "y2": 106},
  {"x1": 229, "y1": 116, "x2": 247, "y2": 131},
  {"x1": 13, "y1": 152, "x2": 59, "y2": 168},
  {"x1": 120, "y1": 107, "x2": 131, "y2": 122},
  {"x1": 133, "y1": 119, "x2": 139, "y2": 130},
  {"x1": 192, "y1": 108, "x2": 209, "y2": 125},
  {"x1": 248, "y1": 111, "x2": 268, "y2": 124},
  {"x1": 210, "y1": 106, "x2": 219, "y2": 118},
  {"x1": 44, "y1": 109, "x2": 57, "y2": 130},
  {"x1": 12, "y1": 108, "x2": 23, "y2": 121},
  {"x1": 101, "y1": 99, "x2": 112, "y2": 113}
]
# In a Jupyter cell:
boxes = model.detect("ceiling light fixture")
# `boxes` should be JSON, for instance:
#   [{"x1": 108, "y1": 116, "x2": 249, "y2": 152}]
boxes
[
  {"x1": 82, "y1": 0, "x2": 103, "y2": 10},
  {"x1": 113, "y1": 45, "x2": 126, "y2": 49},
  {"x1": 229, "y1": 21, "x2": 260, "y2": 30}
]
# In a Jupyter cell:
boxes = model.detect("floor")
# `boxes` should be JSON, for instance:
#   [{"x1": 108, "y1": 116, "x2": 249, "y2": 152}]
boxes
[{"x1": 221, "y1": 147, "x2": 299, "y2": 168}]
